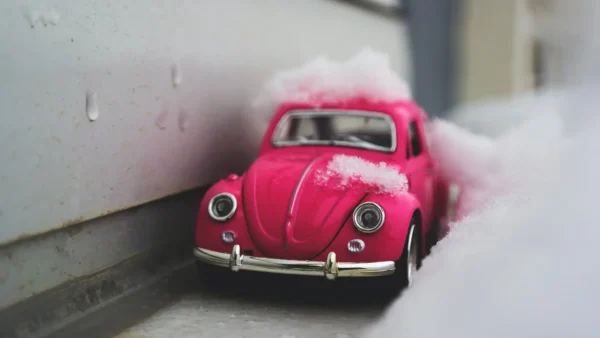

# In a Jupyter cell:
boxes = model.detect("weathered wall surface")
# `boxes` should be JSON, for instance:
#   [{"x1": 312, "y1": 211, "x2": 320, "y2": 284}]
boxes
[
  {"x1": 0, "y1": 0, "x2": 409, "y2": 310},
  {"x1": 0, "y1": 0, "x2": 410, "y2": 247}
]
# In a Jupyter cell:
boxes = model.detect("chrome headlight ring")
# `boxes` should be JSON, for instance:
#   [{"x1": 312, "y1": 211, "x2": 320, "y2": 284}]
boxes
[
  {"x1": 352, "y1": 202, "x2": 385, "y2": 233},
  {"x1": 208, "y1": 192, "x2": 237, "y2": 222}
]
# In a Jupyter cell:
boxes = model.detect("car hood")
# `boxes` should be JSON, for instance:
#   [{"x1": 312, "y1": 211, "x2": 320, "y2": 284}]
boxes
[{"x1": 243, "y1": 151, "x2": 365, "y2": 260}]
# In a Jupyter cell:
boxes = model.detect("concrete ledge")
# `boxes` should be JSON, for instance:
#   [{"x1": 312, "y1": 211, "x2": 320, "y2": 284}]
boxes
[
  {"x1": 0, "y1": 185, "x2": 210, "y2": 338},
  {"x1": 329, "y1": 0, "x2": 407, "y2": 19}
]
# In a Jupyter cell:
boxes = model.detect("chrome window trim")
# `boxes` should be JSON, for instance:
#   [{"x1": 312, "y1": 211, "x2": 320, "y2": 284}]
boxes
[{"x1": 271, "y1": 109, "x2": 398, "y2": 153}]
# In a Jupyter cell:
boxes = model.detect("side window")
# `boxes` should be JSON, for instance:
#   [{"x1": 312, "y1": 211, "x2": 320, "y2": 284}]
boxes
[{"x1": 408, "y1": 120, "x2": 422, "y2": 157}]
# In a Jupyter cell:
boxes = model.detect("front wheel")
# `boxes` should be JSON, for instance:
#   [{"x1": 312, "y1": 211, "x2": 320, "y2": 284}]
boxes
[
  {"x1": 382, "y1": 219, "x2": 420, "y2": 292},
  {"x1": 398, "y1": 222, "x2": 420, "y2": 287}
]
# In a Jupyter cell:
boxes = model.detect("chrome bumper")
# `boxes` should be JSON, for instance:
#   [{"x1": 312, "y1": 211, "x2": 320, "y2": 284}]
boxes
[{"x1": 193, "y1": 245, "x2": 396, "y2": 280}]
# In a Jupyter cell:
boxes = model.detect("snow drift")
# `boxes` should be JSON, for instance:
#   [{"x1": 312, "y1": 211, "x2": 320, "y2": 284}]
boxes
[
  {"x1": 444, "y1": 87, "x2": 565, "y2": 137},
  {"x1": 251, "y1": 48, "x2": 412, "y2": 116},
  {"x1": 362, "y1": 0, "x2": 600, "y2": 337},
  {"x1": 427, "y1": 110, "x2": 565, "y2": 220}
]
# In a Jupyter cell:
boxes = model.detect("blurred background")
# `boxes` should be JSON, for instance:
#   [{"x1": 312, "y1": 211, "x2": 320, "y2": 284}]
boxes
[{"x1": 0, "y1": 1, "x2": 557, "y2": 337}]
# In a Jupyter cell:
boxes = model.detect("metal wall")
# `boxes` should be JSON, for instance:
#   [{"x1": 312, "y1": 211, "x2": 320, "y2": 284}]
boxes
[
  {"x1": 0, "y1": 0, "x2": 410, "y2": 247},
  {"x1": 0, "y1": 0, "x2": 409, "y2": 310}
]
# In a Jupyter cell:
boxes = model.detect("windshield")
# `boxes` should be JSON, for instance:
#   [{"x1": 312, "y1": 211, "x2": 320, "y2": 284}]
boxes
[{"x1": 271, "y1": 109, "x2": 396, "y2": 152}]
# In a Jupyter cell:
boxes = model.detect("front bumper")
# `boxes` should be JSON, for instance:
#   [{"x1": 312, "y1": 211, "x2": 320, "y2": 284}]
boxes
[{"x1": 193, "y1": 245, "x2": 396, "y2": 280}]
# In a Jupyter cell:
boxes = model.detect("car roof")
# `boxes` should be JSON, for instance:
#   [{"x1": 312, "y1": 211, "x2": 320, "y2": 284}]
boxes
[{"x1": 272, "y1": 95, "x2": 426, "y2": 123}]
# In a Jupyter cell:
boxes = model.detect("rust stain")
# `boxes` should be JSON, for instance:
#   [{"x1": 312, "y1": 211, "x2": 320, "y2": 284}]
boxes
[
  {"x1": 62, "y1": 217, "x2": 85, "y2": 228},
  {"x1": 67, "y1": 226, "x2": 84, "y2": 238},
  {"x1": 52, "y1": 136, "x2": 62, "y2": 143}
]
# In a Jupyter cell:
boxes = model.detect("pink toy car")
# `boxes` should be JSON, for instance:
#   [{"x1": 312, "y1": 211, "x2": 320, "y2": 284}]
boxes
[{"x1": 194, "y1": 96, "x2": 450, "y2": 288}]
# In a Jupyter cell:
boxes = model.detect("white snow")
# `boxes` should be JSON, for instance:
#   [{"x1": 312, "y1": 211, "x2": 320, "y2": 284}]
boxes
[
  {"x1": 427, "y1": 110, "x2": 565, "y2": 219},
  {"x1": 315, "y1": 154, "x2": 409, "y2": 195},
  {"x1": 362, "y1": 1, "x2": 600, "y2": 337},
  {"x1": 250, "y1": 48, "x2": 412, "y2": 118},
  {"x1": 444, "y1": 87, "x2": 565, "y2": 137}
]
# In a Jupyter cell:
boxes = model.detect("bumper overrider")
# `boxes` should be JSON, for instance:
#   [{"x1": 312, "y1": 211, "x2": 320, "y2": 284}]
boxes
[{"x1": 193, "y1": 245, "x2": 396, "y2": 280}]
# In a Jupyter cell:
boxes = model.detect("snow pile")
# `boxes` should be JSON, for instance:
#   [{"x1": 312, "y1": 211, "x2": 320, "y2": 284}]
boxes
[
  {"x1": 427, "y1": 110, "x2": 565, "y2": 219},
  {"x1": 315, "y1": 154, "x2": 408, "y2": 195},
  {"x1": 445, "y1": 87, "x2": 565, "y2": 137},
  {"x1": 362, "y1": 92, "x2": 597, "y2": 338},
  {"x1": 241, "y1": 48, "x2": 410, "y2": 156},
  {"x1": 361, "y1": 0, "x2": 600, "y2": 337},
  {"x1": 251, "y1": 48, "x2": 412, "y2": 117}
]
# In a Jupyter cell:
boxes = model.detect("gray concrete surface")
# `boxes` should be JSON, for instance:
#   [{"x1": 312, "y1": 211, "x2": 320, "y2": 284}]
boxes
[
  {"x1": 49, "y1": 263, "x2": 399, "y2": 338},
  {"x1": 114, "y1": 269, "x2": 395, "y2": 338}
]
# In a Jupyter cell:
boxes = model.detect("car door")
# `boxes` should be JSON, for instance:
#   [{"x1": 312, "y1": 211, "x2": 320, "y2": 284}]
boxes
[{"x1": 404, "y1": 119, "x2": 435, "y2": 231}]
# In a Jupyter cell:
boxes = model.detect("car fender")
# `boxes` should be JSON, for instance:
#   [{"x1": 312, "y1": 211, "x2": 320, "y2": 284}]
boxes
[
  {"x1": 195, "y1": 174, "x2": 260, "y2": 255},
  {"x1": 313, "y1": 191, "x2": 422, "y2": 263}
]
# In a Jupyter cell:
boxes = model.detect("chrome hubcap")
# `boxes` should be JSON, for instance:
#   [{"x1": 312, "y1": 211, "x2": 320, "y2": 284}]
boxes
[{"x1": 407, "y1": 225, "x2": 418, "y2": 286}]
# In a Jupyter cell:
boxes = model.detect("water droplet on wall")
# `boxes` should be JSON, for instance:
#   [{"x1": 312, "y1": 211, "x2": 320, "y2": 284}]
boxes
[
  {"x1": 85, "y1": 91, "x2": 99, "y2": 121},
  {"x1": 40, "y1": 9, "x2": 61, "y2": 26},
  {"x1": 155, "y1": 109, "x2": 168, "y2": 130},
  {"x1": 178, "y1": 109, "x2": 189, "y2": 132},
  {"x1": 24, "y1": 8, "x2": 61, "y2": 27},
  {"x1": 25, "y1": 10, "x2": 41, "y2": 27},
  {"x1": 171, "y1": 63, "x2": 182, "y2": 88}
]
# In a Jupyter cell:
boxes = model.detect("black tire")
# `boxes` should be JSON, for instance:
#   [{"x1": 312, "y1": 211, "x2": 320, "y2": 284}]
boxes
[{"x1": 382, "y1": 216, "x2": 421, "y2": 293}]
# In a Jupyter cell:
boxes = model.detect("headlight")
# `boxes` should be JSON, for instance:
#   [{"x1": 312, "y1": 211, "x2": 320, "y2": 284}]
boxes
[
  {"x1": 352, "y1": 202, "x2": 385, "y2": 233},
  {"x1": 208, "y1": 193, "x2": 237, "y2": 222}
]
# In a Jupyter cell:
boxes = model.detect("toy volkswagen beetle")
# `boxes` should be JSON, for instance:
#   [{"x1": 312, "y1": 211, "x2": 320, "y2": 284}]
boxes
[{"x1": 193, "y1": 95, "x2": 450, "y2": 288}]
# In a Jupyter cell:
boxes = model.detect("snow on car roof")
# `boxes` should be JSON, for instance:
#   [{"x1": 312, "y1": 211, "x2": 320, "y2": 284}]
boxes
[{"x1": 250, "y1": 48, "x2": 412, "y2": 116}]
